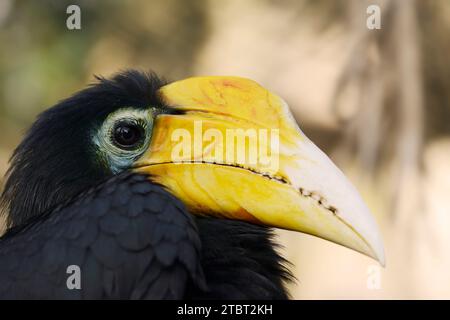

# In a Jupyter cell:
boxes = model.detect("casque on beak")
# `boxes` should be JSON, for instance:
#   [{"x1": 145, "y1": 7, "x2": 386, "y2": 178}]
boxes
[{"x1": 134, "y1": 76, "x2": 385, "y2": 266}]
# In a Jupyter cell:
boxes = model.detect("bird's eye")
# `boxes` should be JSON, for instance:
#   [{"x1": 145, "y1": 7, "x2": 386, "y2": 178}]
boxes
[{"x1": 112, "y1": 120, "x2": 145, "y2": 150}]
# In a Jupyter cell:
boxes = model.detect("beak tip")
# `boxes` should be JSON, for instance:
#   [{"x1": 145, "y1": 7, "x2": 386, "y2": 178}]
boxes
[
  {"x1": 362, "y1": 222, "x2": 385, "y2": 266},
  {"x1": 373, "y1": 240, "x2": 386, "y2": 267}
]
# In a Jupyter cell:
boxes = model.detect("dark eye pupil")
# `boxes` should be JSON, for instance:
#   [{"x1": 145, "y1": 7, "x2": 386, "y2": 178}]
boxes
[{"x1": 113, "y1": 122, "x2": 143, "y2": 149}]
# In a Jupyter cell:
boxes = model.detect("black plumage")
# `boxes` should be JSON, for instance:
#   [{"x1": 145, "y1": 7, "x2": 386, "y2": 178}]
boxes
[
  {"x1": 0, "y1": 71, "x2": 292, "y2": 299},
  {"x1": 0, "y1": 173, "x2": 205, "y2": 299}
]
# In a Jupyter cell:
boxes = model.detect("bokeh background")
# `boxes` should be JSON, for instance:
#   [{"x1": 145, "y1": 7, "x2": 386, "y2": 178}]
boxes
[{"x1": 1, "y1": 0, "x2": 449, "y2": 299}]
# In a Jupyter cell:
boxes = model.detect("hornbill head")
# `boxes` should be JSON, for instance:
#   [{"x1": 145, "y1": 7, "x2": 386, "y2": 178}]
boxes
[{"x1": 1, "y1": 71, "x2": 384, "y2": 265}]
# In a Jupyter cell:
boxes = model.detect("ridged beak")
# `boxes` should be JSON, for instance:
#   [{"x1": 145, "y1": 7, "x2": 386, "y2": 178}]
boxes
[{"x1": 134, "y1": 76, "x2": 385, "y2": 265}]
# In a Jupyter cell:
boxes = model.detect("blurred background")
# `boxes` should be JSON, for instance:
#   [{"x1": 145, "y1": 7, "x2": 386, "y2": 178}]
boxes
[{"x1": 0, "y1": 0, "x2": 449, "y2": 299}]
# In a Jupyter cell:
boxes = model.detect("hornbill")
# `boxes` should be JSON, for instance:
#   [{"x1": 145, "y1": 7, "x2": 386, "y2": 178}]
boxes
[{"x1": 0, "y1": 71, "x2": 384, "y2": 299}]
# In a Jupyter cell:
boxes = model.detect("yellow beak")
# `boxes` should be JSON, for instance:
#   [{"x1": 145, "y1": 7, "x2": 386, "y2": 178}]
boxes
[{"x1": 134, "y1": 76, "x2": 385, "y2": 265}]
